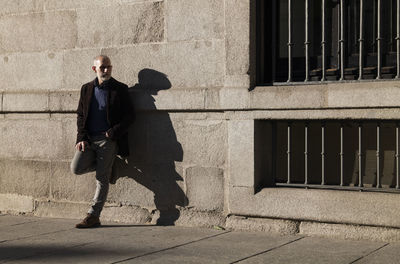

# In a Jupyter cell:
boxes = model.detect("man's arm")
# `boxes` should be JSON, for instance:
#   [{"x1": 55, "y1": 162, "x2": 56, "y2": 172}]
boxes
[{"x1": 76, "y1": 85, "x2": 89, "y2": 144}]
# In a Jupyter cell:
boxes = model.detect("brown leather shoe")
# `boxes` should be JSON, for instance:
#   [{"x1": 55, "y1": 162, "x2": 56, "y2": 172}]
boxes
[{"x1": 75, "y1": 214, "x2": 101, "y2": 228}]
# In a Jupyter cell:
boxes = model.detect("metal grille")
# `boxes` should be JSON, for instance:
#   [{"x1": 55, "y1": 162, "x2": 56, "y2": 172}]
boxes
[
  {"x1": 257, "y1": 0, "x2": 400, "y2": 84},
  {"x1": 264, "y1": 120, "x2": 400, "y2": 192}
]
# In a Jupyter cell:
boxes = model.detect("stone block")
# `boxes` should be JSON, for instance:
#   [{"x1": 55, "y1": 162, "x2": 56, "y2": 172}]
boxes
[
  {"x1": 108, "y1": 163, "x2": 186, "y2": 210},
  {"x1": 229, "y1": 187, "x2": 400, "y2": 229},
  {"x1": 250, "y1": 85, "x2": 325, "y2": 110},
  {"x1": 205, "y1": 88, "x2": 220, "y2": 109},
  {"x1": 34, "y1": 200, "x2": 88, "y2": 219},
  {"x1": 153, "y1": 89, "x2": 205, "y2": 110},
  {"x1": 300, "y1": 222, "x2": 400, "y2": 242},
  {"x1": 0, "y1": 193, "x2": 34, "y2": 213},
  {"x1": 50, "y1": 161, "x2": 95, "y2": 202},
  {"x1": 0, "y1": 11, "x2": 77, "y2": 53},
  {"x1": 103, "y1": 40, "x2": 225, "y2": 89},
  {"x1": 62, "y1": 48, "x2": 102, "y2": 91},
  {"x1": 0, "y1": 159, "x2": 50, "y2": 198},
  {"x1": 228, "y1": 120, "x2": 254, "y2": 187},
  {"x1": 175, "y1": 119, "x2": 226, "y2": 167},
  {"x1": 120, "y1": 1, "x2": 164, "y2": 45},
  {"x1": 326, "y1": 82, "x2": 400, "y2": 108},
  {"x1": 225, "y1": 0, "x2": 250, "y2": 75},
  {"x1": 102, "y1": 205, "x2": 152, "y2": 224},
  {"x1": 220, "y1": 87, "x2": 250, "y2": 109},
  {"x1": 0, "y1": 0, "x2": 45, "y2": 16},
  {"x1": 225, "y1": 75, "x2": 251, "y2": 88},
  {"x1": 0, "y1": 118, "x2": 64, "y2": 160},
  {"x1": 43, "y1": 0, "x2": 117, "y2": 11},
  {"x1": 76, "y1": 2, "x2": 163, "y2": 48},
  {"x1": 166, "y1": 0, "x2": 224, "y2": 41},
  {"x1": 0, "y1": 52, "x2": 63, "y2": 92},
  {"x1": 172, "y1": 208, "x2": 226, "y2": 228},
  {"x1": 49, "y1": 91, "x2": 79, "y2": 112},
  {"x1": 185, "y1": 166, "x2": 224, "y2": 211},
  {"x1": 3, "y1": 92, "x2": 48, "y2": 112},
  {"x1": 226, "y1": 215, "x2": 299, "y2": 235}
]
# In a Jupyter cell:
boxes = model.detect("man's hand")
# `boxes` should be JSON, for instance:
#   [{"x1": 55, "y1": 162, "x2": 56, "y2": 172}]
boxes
[
  {"x1": 76, "y1": 141, "x2": 88, "y2": 152},
  {"x1": 105, "y1": 129, "x2": 114, "y2": 139}
]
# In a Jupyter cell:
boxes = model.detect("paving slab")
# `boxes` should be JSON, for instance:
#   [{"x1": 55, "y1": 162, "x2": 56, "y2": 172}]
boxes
[
  {"x1": 239, "y1": 237, "x2": 387, "y2": 264},
  {"x1": 354, "y1": 242, "x2": 400, "y2": 264},
  {"x1": 120, "y1": 232, "x2": 301, "y2": 263},
  {"x1": 0, "y1": 215, "x2": 398, "y2": 264}
]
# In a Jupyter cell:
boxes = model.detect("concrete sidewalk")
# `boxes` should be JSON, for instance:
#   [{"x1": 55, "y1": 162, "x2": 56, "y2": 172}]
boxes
[{"x1": 0, "y1": 215, "x2": 399, "y2": 264}]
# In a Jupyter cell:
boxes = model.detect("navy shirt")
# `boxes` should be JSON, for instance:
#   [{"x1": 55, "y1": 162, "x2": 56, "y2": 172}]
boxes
[{"x1": 87, "y1": 79, "x2": 111, "y2": 136}]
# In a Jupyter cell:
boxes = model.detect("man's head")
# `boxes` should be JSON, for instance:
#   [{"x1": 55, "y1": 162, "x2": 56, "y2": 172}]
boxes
[{"x1": 92, "y1": 55, "x2": 112, "y2": 84}]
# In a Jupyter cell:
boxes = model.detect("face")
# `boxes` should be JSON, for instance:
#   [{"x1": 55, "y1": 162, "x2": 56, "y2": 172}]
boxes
[{"x1": 92, "y1": 57, "x2": 112, "y2": 83}]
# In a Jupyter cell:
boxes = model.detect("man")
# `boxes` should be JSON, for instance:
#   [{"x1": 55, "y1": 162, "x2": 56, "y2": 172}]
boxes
[{"x1": 71, "y1": 55, "x2": 134, "y2": 228}]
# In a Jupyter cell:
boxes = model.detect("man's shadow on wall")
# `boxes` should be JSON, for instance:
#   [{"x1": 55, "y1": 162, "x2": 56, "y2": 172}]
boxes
[{"x1": 112, "y1": 68, "x2": 187, "y2": 225}]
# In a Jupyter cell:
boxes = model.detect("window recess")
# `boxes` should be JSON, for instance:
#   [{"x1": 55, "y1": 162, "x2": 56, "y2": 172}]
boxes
[{"x1": 257, "y1": 0, "x2": 400, "y2": 85}]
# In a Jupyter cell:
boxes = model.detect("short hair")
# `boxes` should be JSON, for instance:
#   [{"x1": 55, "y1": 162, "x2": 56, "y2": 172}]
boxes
[{"x1": 93, "y1": 55, "x2": 111, "y2": 64}]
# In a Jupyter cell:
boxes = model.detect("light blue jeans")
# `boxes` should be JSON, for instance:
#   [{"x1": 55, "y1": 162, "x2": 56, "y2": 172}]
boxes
[{"x1": 70, "y1": 135, "x2": 117, "y2": 217}]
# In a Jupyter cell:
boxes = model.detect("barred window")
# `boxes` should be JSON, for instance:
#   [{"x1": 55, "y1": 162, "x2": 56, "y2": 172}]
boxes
[{"x1": 257, "y1": 0, "x2": 400, "y2": 84}]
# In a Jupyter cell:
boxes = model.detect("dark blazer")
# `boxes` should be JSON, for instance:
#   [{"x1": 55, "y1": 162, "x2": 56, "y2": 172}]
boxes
[{"x1": 76, "y1": 77, "x2": 135, "y2": 157}]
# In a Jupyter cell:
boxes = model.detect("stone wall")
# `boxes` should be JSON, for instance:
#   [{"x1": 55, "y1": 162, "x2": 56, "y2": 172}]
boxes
[
  {"x1": 3, "y1": 0, "x2": 400, "y2": 239},
  {"x1": 0, "y1": 0, "x2": 235, "y2": 227}
]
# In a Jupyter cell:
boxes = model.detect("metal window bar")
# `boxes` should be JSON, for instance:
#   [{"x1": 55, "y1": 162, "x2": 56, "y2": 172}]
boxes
[
  {"x1": 359, "y1": 0, "x2": 364, "y2": 80},
  {"x1": 397, "y1": 124, "x2": 399, "y2": 188},
  {"x1": 340, "y1": 0, "x2": 345, "y2": 80},
  {"x1": 340, "y1": 124, "x2": 344, "y2": 186},
  {"x1": 321, "y1": 123, "x2": 326, "y2": 185},
  {"x1": 269, "y1": 1, "x2": 399, "y2": 84},
  {"x1": 358, "y1": 123, "x2": 363, "y2": 187},
  {"x1": 321, "y1": 0, "x2": 326, "y2": 81},
  {"x1": 397, "y1": 0, "x2": 400, "y2": 79},
  {"x1": 305, "y1": 123, "x2": 308, "y2": 184},
  {"x1": 274, "y1": 120, "x2": 400, "y2": 193},
  {"x1": 305, "y1": 0, "x2": 310, "y2": 82},
  {"x1": 287, "y1": 123, "x2": 291, "y2": 184},
  {"x1": 288, "y1": 0, "x2": 293, "y2": 82},
  {"x1": 376, "y1": 123, "x2": 381, "y2": 188},
  {"x1": 376, "y1": 0, "x2": 382, "y2": 79}
]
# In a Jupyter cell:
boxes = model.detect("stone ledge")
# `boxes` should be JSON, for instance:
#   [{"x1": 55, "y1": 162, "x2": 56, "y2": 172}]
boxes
[
  {"x1": 226, "y1": 215, "x2": 299, "y2": 235},
  {"x1": 2, "y1": 80, "x2": 400, "y2": 113},
  {"x1": 0, "y1": 193, "x2": 34, "y2": 213},
  {"x1": 300, "y1": 221, "x2": 400, "y2": 242},
  {"x1": 229, "y1": 186, "x2": 400, "y2": 229}
]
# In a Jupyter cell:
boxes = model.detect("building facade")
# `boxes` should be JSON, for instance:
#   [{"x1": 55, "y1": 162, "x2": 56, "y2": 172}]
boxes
[{"x1": 1, "y1": 0, "x2": 400, "y2": 240}]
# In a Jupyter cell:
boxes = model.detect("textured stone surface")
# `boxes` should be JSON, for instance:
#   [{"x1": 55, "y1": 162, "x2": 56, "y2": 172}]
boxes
[
  {"x1": 229, "y1": 187, "x2": 400, "y2": 228},
  {"x1": 171, "y1": 208, "x2": 226, "y2": 228},
  {"x1": 101, "y1": 205, "x2": 152, "y2": 224},
  {"x1": 76, "y1": 2, "x2": 163, "y2": 48},
  {"x1": 0, "y1": 52, "x2": 63, "y2": 92},
  {"x1": 227, "y1": 120, "x2": 254, "y2": 187},
  {"x1": 185, "y1": 166, "x2": 224, "y2": 211},
  {"x1": 167, "y1": 0, "x2": 224, "y2": 41},
  {"x1": 62, "y1": 48, "x2": 102, "y2": 91},
  {"x1": 0, "y1": 117, "x2": 64, "y2": 160},
  {"x1": 49, "y1": 91, "x2": 80, "y2": 112},
  {"x1": 50, "y1": 161, "x2": 95, "y2": 202},
  {"x1": 0, "y1": 159, "x2": 50, "y2": 198},
  {"x1": 0, "y1": 11, "x2": 77, "y2": 53},
  {"x1": 0, "y1": 193, "x2": 34, "y2": 213},
  {"x1": 103, "y1": 40, "x2": 225, "y2": 89},
  {"x1": 225, "y1": 0, "x2": 250, "y2": 75},
  {"x1": 3, "y1": 92, "x2": 49, "y2": 112},
  {"x1": 34, "y1": 200, "x2": 88, "y2": 219},
  {"x1": 176, "y1": 119, "x2": 226, "y2": 167},
  {"x1": 300, "y1": 221, "x2": 400, "y2": 242},
  {"x1": 226, "y1": 215, "x2": 299, "y2": 235}
]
